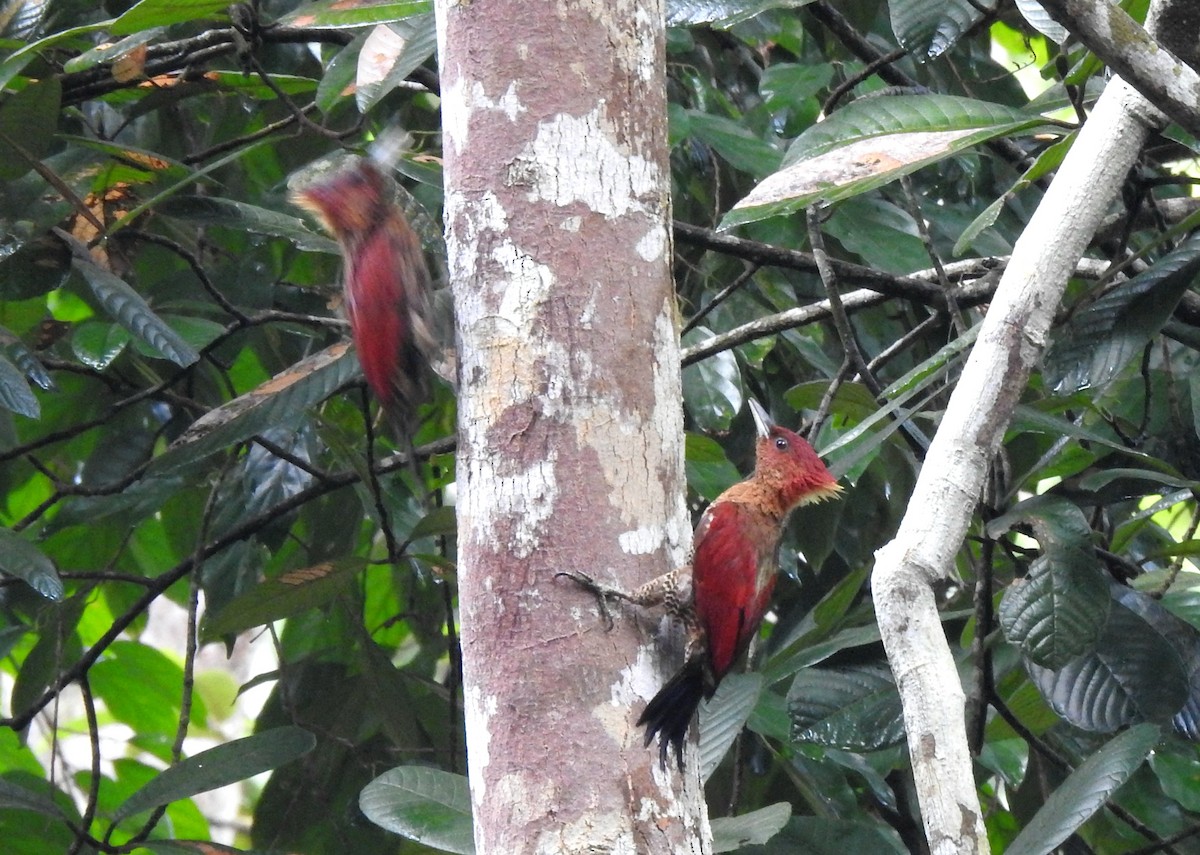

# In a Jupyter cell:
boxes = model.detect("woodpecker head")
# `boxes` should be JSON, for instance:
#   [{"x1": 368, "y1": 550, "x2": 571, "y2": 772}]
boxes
[
  {"x1": 748, "y1": 399, "x2": 841, "y2": 510},
  {"x1": 291, "y1": 158, "x2": 389, "y2": 244}
]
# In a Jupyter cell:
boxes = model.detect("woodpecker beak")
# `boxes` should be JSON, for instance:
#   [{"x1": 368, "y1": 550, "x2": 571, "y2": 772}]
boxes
[{"x1": 748, "y1": 399, "x2": 774, "y2": 439}]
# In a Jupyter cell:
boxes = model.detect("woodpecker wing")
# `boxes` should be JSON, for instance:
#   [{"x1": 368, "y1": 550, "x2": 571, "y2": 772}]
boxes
[
  {"x1": 692, "y1": 500, "x2": 780, "y2": 682},
  {"x1": 343, "y1": 213, "x2": 433, "y2": 420}
]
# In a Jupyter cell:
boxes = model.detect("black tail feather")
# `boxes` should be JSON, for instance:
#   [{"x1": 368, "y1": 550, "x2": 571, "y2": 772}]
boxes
[{"x1": 637, "y1": 657, "x2": 710, "y2": 771}]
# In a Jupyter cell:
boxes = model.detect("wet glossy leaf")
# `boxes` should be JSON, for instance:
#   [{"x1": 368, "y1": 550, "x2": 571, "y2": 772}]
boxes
[
  {"x1": 113, "y1": 727, "x2": 315, "y2": 825},
  {"x1": 789, "y1": 662, "x2": 904, "y2": 751},
  {"x1": 712, "y1": 802, "x2": 791, "y2": 852},
  {"x1": 1005, "y1": 724, "x2": 1160, "y2": 855}
]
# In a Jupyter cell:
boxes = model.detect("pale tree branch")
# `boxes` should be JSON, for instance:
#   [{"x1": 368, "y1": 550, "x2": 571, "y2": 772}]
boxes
[
  {"x1": 1038, "y1": 0, "x2": 1200, "y2": 138},
  {"x1": 870, "y1": 4, "x2": 1175, "y2": 853}
]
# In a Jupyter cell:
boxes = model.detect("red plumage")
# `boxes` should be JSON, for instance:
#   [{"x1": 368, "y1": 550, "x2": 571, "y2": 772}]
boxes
[
  {"x1": 293, "y1": 159, "x2": 435, "y2": 432},
  {"x1": 639, "y1": 400, "x2": 841, "y2": 768}
]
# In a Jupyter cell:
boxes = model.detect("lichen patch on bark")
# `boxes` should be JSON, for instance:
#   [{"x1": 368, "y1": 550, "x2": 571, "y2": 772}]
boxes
[{"x1": 464, "y1": 685, "x2": 497, "y2": 804}]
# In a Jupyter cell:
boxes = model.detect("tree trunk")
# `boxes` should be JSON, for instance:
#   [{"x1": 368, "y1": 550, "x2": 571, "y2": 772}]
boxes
[{"x1": 435, "y1": 1, "x2": 710, "y2": 852}]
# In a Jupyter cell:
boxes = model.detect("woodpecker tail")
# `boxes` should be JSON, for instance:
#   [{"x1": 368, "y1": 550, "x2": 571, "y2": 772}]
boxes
[{"x1": 637, "y1": 656, "x2": 712, "y2": 771}]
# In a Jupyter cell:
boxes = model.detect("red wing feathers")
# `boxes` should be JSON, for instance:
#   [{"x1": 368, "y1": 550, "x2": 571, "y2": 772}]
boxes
[{"x1": 692, "y1": 501, "x2": 778, "y2": 680}]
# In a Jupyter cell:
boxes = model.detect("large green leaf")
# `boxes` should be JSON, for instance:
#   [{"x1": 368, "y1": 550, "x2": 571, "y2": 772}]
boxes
[
  {"x1": 0, "y1": 351, "x2": 39, "y2": 418},
  {"x1": 890, "y1": 0, "x2": 984, "y2": 57},
  {"x1": 993, "y1": 496, "x2": 1110, "y2": 668},
  {"x1": 68, "y1": 255, "x2": 200, "y2": 368},
  {"x1": 699, "y1": 673, "x2": 763, "y2": 782},
  {"x1": 0, "y1": 529, "x2": 62, "y2": 601},
  {"x1": 201, "y1": 558, "x2": 368, "y2": 641},
  {"x1": 682, "y1": 326, "x2": 743, "y2": 432},
  {"x1": 157, "y1": 196, "x2": 337, "y2": 253},
  {"x1": 110, "y1": 0, "x2": 231, "y2": 35},
  {"x1": 148, "y1": 343, "x2": 360, "y2": 474},
  {"x1": 788, "y1": 662, "x2": 904, "y2": 751},
  {"x1": 277, "y1": 0, "x2": 433, "y2": 29},
  {"x1": 711, "y1": 803, "x2": 791, "y2": 853},
  {"x1": 687, "y1": 111, "x2": 782, "y2": 177},
  {"x1": 1026, "y1": 592, "x2": 1190, "y2": 732},
  {"x1": 0, "y1": 777, "x2": 65, "y2": 818},
  {"x1": 1044, "y1": 233, "x2": 1200, "y2": 393},
  {"x1": 740, "y1": 816, "x2": 907, "y2": 854},
  {"x1": 360, "y1": 766, "x2": 475, "y2": 854},
  {"x1": 667, "y1": 0, "x2": 817, "y2": 27},
  {"x1": 356, "y1": 15, "x2": 438, "y2": 113},
  {"x1": 685, "y1": 432, "x2": 742, "y2": 501},
  {"x1": 112, "y1": 727, "x2": 316, "y2": 826},
  {"x1": 0, "y1": 79, "x2": 61, "y2": 180},
  {"x1": 722, "y1": 96, "x2": 1055, "y2": 228},
  {"x1": 91, "y1": 641, "x2": 204, "y2": 740},
  {"x1": 1004, "y1": 723, "x2": 1160, "y2": 855},
  {"x1": 999, "y1": 550, "x2": 1110, "y2": 669}
]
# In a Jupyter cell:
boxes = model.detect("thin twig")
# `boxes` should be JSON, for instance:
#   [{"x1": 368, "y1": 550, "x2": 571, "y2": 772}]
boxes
[
  {"x1": 66, "y1": 676, "x2": 102, "y2": 855},
  {"x1": 681, "y1": 262, "x2": 760, "y2": 335}
]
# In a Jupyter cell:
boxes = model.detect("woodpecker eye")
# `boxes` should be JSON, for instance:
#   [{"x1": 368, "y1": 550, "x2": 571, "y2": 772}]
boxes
[{"x1": 774, "y1": 437, "x2": 789, "y2": 451}]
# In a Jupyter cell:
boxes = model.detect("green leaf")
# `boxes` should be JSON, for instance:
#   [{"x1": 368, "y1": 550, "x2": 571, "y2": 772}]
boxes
[
  {"x1": 992, "y1": 496, "x2": 1111, "y2": 667},
  {"x1": 685, "y1": 432, "x2": 742, "y2": 501},
  {"x1": 201, "y1": 559, "x2": 367, "y2": 641},
  {"x1": 359, "y1": 766, "x2": 475, "y2": 854},
  {"x1": 711, "y1": 802, "x2": 791, "y2": 853},
  {"x1": 1026, "y1": 593, "x2": 1190, "y2": 732},
  {"x1": 157, "y1": 196, "x2": 337, "y2": 253},
  {"x1": 668, "y1": 0, "x2": 818, "y2": 27},
  {"x1": 1015, "y1": 0, "x2": 1068, "y2": 43},
  {"x1": 110, "y1": 0, "x2": 231, "y2": 35},
  {"x1": 1150, "y1": 747, "x2": 1200, "y2": 812},
  {"x1": 91, "y1": 641, "x2": 202, "y2": 739},
  {"x1": 0, "y1": 79, "x2": 62, "y2": 180},
  {"x1": 998, "y1": 548, "x2": 1110, "y2": 669},
  {"x1": 788, "y1": 662, "x2": 904, "y2": 751},
  {"x1": 699, "y1": 673, "x2": 762, "y2": 782},
  {"x1": 112, "y1": 727, "x2": 316, "y2": 826},
  {"x1": 682, "y1": 327, "x2": 742, "y2": 432},
  {"x1": 71, "y1": 321, "x2": 131, "y2": 370},
  {"x1": 356, "y1": 15, "x2": 438, "y2": 114},
  {"x1": 404, "y1": 505, "x2": 458, "y2": 543},
  {"x1": 686, "y1": 110, "x2": 782, "y2": 177},
  {"x1": 823, "y1": 197, "x2": 927, "y2": 275},
  {"x1": 0, "y1": 777, "x2": 65, "y2": 818},
  {"x1": 0, "y1": 351, "x2": 39, "y2": 418},
  {"x1": 0, "y1": 22, "x2": 113, "y2": 93},
  {"x1": 277, "y1": 0, "x2": 433, "y2": 29},
  {"x1": 890, "y1": 0, "x2": 984, "y2": 57},
  {"x1": 149, "y1": 343, "x2": 360, "y2": 474},
  {"x1": 723, "y1": 96, "x2": 1055, "y2": 227},
  {"x1": 69, "y1": 257, "x2": 200, "y2": 367},
  {"x1": 1044, "y1": 233, "x2": 1200, "y2": 393},
  {"x1": 62, "y1": 30, "x2": 164, "y2": 73},
  {"x1": 763, "y1": 624, "x2": 882, "y2": 685},
  {"x1": 1004, "y1": 723, "x2": 1160, "y2": 855},
  {"x1": 954, "y1": 133, "x2": 1072, "y2": 257},
  {"x1": 740, "y1": 816, "x2": 907, "y2": 854},
  {"x1": 0, "y1": 234, "x2": 72, "y2": 300},
  {"x1": 0, "y1": 529, "x2": 62, "y2": 600}
]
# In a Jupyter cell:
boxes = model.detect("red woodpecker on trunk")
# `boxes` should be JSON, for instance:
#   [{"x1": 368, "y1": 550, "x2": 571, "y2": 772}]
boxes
[
  {"x1": 561, "y1": 399, "x2": 840, "y2": 769},
  {"x1": 292, "y1": 158, "x2": 436, "y2": 434}
]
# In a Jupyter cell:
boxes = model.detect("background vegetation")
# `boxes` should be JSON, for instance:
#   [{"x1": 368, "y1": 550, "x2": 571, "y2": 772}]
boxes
[{"x1": 1, "y1": 0, "x2": 1199, "y2": 852}]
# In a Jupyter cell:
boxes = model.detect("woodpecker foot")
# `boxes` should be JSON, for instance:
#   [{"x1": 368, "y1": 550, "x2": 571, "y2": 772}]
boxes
[{"x1": 555, "y1": 571, "x2": 634, "y2": 631}]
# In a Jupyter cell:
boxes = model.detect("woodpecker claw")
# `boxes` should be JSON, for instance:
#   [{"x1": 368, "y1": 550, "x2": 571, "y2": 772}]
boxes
[{"x1": 555, "y1": 571, "x2": 629, "y2": 631}]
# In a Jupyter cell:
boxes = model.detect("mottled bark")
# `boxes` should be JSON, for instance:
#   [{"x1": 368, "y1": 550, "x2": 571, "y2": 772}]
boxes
[{"x1": 435, "y1": 1, "x2": 709, "y2": 852}]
